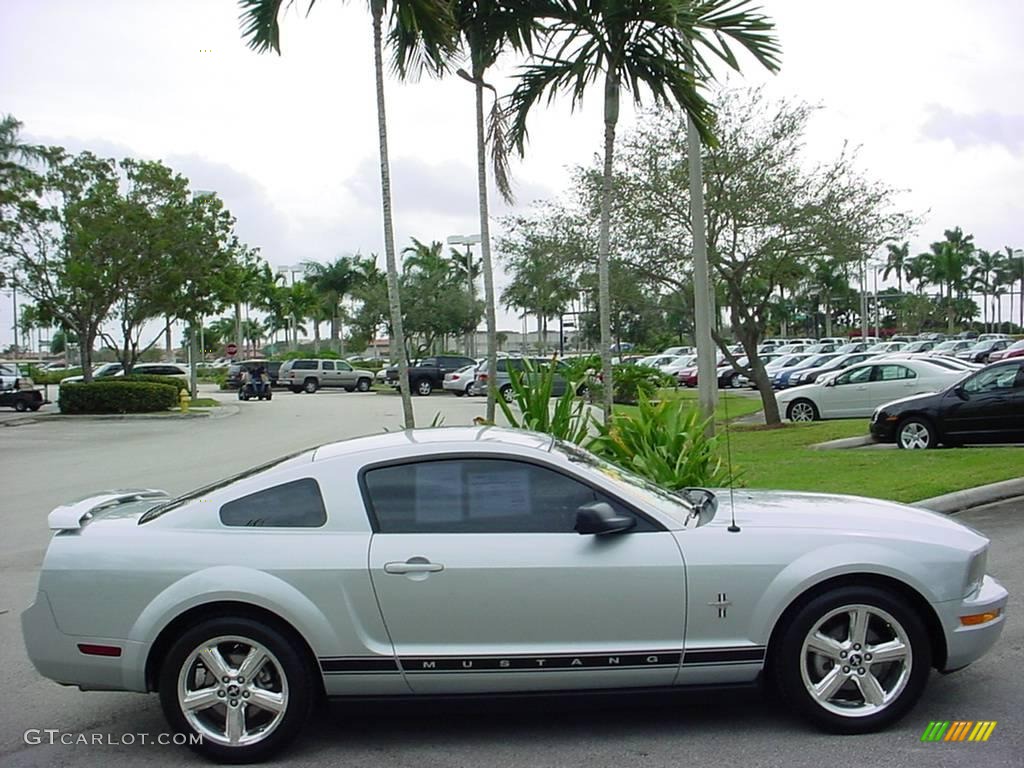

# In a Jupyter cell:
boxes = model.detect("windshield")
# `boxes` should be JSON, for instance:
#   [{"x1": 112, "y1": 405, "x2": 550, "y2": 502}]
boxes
[{"x1": 553, "y1": 440, "x2": 695, "y2": 527}]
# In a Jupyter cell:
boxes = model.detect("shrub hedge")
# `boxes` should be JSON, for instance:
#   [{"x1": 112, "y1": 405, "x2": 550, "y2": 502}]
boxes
[
  {"x1": 59, "y1": 381, "x2": 179, "y2": 414},
  {"x1": 118, "y1": 374, "x2": 189, "y2": 392}
]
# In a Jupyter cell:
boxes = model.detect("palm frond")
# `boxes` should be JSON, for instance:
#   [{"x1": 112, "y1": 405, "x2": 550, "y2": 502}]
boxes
[
  {"x1": 487, "y1": 92, "x2": 515, "y2": 204},
  {"x1": 388, "y1": 0, "x2": 460, "y2": 80},
  {"x1": 238, "y1": 0, "x2": 299, "y2": 54}
]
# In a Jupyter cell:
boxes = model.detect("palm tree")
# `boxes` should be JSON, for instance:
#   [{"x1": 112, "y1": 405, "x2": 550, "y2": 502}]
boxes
[
  {"x1": 406, "y1": 0, "x2": 537, "y2": 422},
  {"x1": 882, "y1": 241, "x2": 909, "y2": 329},
  {"x1": 507, "y1": 0, "x2": 780, "y2": 420},
  {"x1": 304, "y1": 255, "x2": 365, "y2": 353},
  {"x1": 970, "y1": 249, "x2": 1001, "y2": 332},
  {"x1": 239, "y1": 0, "x2": 455, "y2": 429},
  {"x1": 1001, "y1": 245, "x2": 1024, "y2": 331},
  {"x1": 920, "y1": 228, "x2": 976, "y2": 332}
]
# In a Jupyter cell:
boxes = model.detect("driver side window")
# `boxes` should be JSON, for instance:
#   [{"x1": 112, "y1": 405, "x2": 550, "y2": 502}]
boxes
[
  {"x1": 964, "y1": 365, "x2": 1020, "y2": 394},
  {"x1": 362, "y1": 458, "x2": 654, "y2": 534},
  {"x1": 835, "y1": 366, "x2": 873, "y2": 386}
]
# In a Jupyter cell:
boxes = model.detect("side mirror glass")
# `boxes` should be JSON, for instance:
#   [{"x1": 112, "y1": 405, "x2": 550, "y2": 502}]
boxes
[
  {"x1": 574, "y1": 501, "x2": 636, "y2": 536},
  {"x1": 954, "y1": 384, "x2": 968, "y2": 400}
]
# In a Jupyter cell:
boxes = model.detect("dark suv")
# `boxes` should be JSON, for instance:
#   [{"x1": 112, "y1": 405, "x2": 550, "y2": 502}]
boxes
[
  {"x1": 386, "y1": 355, "x2": 477, "y2": 396},
  {"x1": 226, "y1": 360, "x2": 282, "y2": 389}
]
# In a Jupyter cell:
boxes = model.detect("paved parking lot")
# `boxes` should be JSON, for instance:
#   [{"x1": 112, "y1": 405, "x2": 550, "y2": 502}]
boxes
[{"x1": 0, "y1": 388, "x2": 1021, "y2": 767}]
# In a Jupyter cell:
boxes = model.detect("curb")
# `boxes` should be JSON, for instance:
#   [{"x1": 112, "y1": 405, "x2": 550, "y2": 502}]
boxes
[
  {"x1": 913, "y1": 478, "x2": 1024, "y2": 514},
  {"x1": 4, "y1": 405, "x2": 239, "y2": 424},
  {"x1": 811, "y1": 435, "x2": 876, "y2": 450}
]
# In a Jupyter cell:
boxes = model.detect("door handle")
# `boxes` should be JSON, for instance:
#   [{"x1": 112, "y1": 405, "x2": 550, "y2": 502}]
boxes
[{"x1": 384, "y1": 558, "x2": 444, "y2": 574}]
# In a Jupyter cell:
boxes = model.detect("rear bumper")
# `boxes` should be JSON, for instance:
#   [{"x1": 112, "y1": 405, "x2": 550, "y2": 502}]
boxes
[
  {"x1": 935, "y1": 575, "x2": 1008, "y2": 672},
  {"x1": 21, "y1": 591, "x2": 147, "y2": 692}
]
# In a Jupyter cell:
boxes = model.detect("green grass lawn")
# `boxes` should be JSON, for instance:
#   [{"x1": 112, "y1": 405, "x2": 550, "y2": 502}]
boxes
[
  {"x1": 188, "y1": 398, "x2": 220, "y2": 408},
  {"x1": 616, "y1": 388, "x2": 764, "y2": 423},
  {"x1": 727, "y1": 420, "x2": 1022, "y2": 502}
]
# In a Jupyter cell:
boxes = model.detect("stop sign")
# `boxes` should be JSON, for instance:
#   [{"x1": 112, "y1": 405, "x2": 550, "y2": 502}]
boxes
[{"x1": 226, "y1": 343, "x2": 238, "y2": 356}]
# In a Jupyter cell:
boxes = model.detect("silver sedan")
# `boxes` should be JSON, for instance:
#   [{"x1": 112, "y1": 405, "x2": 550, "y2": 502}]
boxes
[{"x1": 22, "y1": 428, "x2": 1007, "y2": 762}]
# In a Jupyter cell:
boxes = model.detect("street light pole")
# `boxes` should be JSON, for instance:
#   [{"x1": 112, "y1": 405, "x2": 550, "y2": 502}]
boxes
[{"x1": 447, "y1": 234, "x2": 482, "y2": 357}]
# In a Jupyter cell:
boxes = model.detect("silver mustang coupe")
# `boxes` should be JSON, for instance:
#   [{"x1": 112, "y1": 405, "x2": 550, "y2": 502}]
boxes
[{"x1": 23, "y1": 427, "x2": 1006, "y2": 763}]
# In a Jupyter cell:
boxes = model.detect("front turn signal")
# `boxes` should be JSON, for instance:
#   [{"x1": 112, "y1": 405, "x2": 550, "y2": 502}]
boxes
[{"x1": 959, "y1": 610, "x2": 1001, "y2": 626}]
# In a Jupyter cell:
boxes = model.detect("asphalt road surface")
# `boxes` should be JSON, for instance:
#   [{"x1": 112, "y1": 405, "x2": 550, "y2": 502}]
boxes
[{"x1": 1, "y1": 388, "x2": 1021, "y2": 768}]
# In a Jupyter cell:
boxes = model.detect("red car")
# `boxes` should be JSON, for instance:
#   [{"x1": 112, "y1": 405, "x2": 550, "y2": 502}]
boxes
[{"x1": 988, "y1": 339, "x2": 1024, "y2": 361}]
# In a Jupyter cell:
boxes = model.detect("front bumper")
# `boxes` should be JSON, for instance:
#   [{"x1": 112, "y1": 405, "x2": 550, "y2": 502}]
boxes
[
  {"x1": 869, "y1": 416, "x2": 897, "y2": 442},
  {"x1": 21, "y1": 591, "x2": 147, "y2": 692},
  {"x1": 935, "y1": 575, "x2": 1009, "y2": 671}
]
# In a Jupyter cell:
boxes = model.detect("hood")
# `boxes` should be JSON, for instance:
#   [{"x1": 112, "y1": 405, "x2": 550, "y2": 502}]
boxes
[
  {"x1": 873, "y1": 389, "x2": 945, "y2": 412},
  {"x1": 717, "y1": 489, "x2": 985, "y2": 547}
]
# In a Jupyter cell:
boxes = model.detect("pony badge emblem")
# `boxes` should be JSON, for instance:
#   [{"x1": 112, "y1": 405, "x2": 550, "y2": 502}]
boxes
[{"x1": 708, "y1": 593, "x2": 731, "y2": 618}]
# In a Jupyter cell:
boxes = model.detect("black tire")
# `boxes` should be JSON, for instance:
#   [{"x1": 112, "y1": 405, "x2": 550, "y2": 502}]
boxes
[
  {"x1": 500, "y1": 385, "x2": 514, "y2": 403},
  {"x1": 729, "y1": 373, "x2": 743, "y2": 389},
  {"x1": 773, "y1": 585, "x2": 930, "y2": 734},
  {"x1": 289, "y1": 387, "x2": 303, "y2": 394},
  {"x1": 464, "y1": 382, "x2": 474, "y2": 397},
  {"x1": 896, "y1": 417, "x2": 936, "y2": 450},
  {"x1": 414, "y1": 379, "x2": 432, "y2": 396},
  {"x1": 344, "y1": 387, "x2": 355, "y2": 393},
  {"x1": 158, "y1": 616, "x2": 316, "y2": 763},
  {"x1": 453, "y1": 390, "x2": 464, "y2": 397},
  {"x1": 30, "y1": 403, "x2": 42, "y2": 411},
  {"x1": 303, "y1": 379, "x2": 318, "y2": 394},
  {"x1": 787, "y1": 399, "x2": 819, "y2": 422},
  {"x1": 356, "y1": 378, "x2": 371, "y2": 392},
  {"x1": 14, "y1": 399, "x2": 28, "y2": 412}
]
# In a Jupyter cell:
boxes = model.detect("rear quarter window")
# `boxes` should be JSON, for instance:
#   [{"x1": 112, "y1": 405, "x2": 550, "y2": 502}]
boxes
[
  {"x1": 291, "y1": 360, "x2": 317, "y2": 370},
  {"x1": 219, "y1": 478, "x2": 327, "y2": 527}
]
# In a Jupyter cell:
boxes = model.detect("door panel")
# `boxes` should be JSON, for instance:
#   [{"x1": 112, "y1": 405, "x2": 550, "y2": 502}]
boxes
[
  {"x1": 369, "y1": 532, "x2": 685, "y2": 693},
  {"x1": 362, "y1": 457, "x2": 686, "y2": 694}
]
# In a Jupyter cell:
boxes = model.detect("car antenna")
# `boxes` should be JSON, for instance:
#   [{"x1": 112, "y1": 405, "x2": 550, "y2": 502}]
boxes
[{"x1": 722, "y1": 386, "x2": 740, "y2": 533}]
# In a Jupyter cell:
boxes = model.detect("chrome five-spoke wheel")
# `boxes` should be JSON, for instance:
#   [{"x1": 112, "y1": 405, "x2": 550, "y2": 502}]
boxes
[
  {"x1": 775, "y1": 586, "x2": 930, "y2": 733},
  {"x1": 178, "y1": 635, "x2": 288, "y2": 748},
  {"x1": 800, "y1": 605, "x2": 911, "y2": 717},
  {"x1": 159, "y1": 617, "x2": 314, "y2": 762},
  {"x1": 898, "y1": 419, "x2": 934, "y2": 450}
]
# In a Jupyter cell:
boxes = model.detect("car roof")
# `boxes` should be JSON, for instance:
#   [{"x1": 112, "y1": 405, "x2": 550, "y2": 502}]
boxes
[{"x1": 311, "y1": 426, "x2": 555, "y2": 462}]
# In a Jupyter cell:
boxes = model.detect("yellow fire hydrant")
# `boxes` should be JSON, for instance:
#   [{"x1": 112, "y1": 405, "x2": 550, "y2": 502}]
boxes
[{"x1": 179, "y1": 388, "x2": 191, "y2": 414}]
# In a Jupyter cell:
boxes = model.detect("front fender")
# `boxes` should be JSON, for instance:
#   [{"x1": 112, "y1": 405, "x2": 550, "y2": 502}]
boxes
[{"x1": 747, "y1": 542, "x2": 946, "y2": 645}]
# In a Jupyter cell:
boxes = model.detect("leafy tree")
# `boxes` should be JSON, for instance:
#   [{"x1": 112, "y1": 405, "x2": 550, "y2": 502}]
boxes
[
  {"x1": 918, "y1": 227, "x2": 976, "y2": 332},
  {"x1": 3, "y1": 151, "x2": 127, "y2": 379},
  {"x1": 240, "y1": 0, "x2": 457, "y2": 429},
  {"x1": 575, "y1": 91, "x2": 915, "y2": 423},
  {"x1": 507, "y1": 0, "x2": 781, "y2": 421}
]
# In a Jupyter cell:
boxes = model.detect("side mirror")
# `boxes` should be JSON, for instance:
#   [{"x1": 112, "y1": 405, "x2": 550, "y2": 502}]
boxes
[
  {"x1": 574, "y1": 502, "x2": 636, "y2": 536},
  {"x1": 824, "y1": 378, "x2": 836, "y2": 387},
  {"x1": 953, "y1": 384, "x2": 968, "y2": 400}
]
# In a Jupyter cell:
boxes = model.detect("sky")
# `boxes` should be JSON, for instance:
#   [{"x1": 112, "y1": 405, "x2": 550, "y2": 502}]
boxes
[{"x1": 2, "y1": 0, "x2": 1023, "y2": 351}]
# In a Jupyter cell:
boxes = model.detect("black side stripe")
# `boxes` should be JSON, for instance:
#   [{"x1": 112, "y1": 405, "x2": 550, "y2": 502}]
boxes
[
  {"x1": 320, "y1": 657, "x2": 400, "y2": 673},
  {"x1": 319, "y1": 647, "x2": 765, "y2": 675},
  {"x1": 683, "y1": 647, "x2": 766, "y2": 665}
]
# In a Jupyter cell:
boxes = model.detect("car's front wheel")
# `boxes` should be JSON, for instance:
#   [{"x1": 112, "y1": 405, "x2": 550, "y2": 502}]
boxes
[
  {"x1": 415, "y1": 379, "x2": 433, "y2": 396},
  {"x1": 897, "y1": 417, "x2": 936, "y2": 450},
  {"x1": 787, "y1": 399, "x2": 819, "y2": 422},
  {"x1": 500, "y1": 384, "x2": 515, "y2": 403},
  {"x1": 774, "y1": 586, "x2": 930, "y2": 733},
  {"x1": 13, "y1": 399, "x2": 29, "y2": 412},
  {"x1": 303, "y1": 379, "x2": 318, "y2": 394},
  {"x1": 356, "y1": 378, "x2": 371, "y2": 392},
  {"x1": 159, "y1": 617, "x2": 315, "y2": 763}
]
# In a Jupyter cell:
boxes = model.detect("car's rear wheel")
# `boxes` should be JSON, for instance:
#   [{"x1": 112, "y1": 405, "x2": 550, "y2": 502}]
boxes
[
  {"x1": 897, "y1": 417, "x2": 935, "y2": 450},
  {"x1": 774, "y1": 586, "x2": 930, "y2": 733},
  {"x1": 787, "y1": 399, "x2": 819, "y2": 422},
  {"x1": 303, "y1": 379, "x2": 318, "y2": 394},
  {"x1": 14, "y1": 399, "x2": 28, "y2": 412},
  {"x1": 415, "y1": 379, "x2": 432, "y2": 396},
  {"x1": 500, "y1": 384, "x2": 515, "y2": 403},
  {"x1": 729, "y1": 373, "x2": 743, "y2": 389},
  {"x1": 159, "y1": 617, "x2": 315, "y2": 764},
  {"x1": 356, "y1": 378, "x2": 371, "y2": 392}
]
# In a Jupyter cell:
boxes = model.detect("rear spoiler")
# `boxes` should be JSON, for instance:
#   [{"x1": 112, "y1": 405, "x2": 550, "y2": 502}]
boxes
[{"x1": 48, "y1": 489, "x2": 169, "y2": 531}]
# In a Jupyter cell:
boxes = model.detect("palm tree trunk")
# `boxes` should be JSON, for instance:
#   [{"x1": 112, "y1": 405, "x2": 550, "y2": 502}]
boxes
[
  {"x1": 372, "y1": 3, "x2": 414, "y2": 428},
  {"x1": 597, "y1": 72, "x2": 618, "y2": 421},
  {"x1": 234, "y1": 302, "x2": 243, "y2": 360},
  {"x1": 474, "y1": 79, "x2": 499, "y2": 423}
]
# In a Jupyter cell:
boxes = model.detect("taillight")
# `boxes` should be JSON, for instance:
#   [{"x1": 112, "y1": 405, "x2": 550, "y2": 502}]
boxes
[{"x1": 477, "y1": 373, "x2": 488, "y2": 382}]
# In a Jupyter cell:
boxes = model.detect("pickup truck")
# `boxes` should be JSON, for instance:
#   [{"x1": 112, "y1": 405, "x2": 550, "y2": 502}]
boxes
[
  {"x1": 385, "y1": 355, "x2": 477, "y2": 396},
  {"x1": 0, "y1": 363, "x2": 45, "y2": 411}
]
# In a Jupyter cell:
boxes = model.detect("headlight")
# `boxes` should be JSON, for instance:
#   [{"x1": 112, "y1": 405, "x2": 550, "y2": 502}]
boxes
[{"x1": 965, "y1": 547, "x2": 988, "y2": 597}]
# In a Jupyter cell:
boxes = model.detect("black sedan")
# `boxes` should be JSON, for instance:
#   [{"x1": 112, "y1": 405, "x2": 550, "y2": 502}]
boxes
[{"x1": 870, "y1": 359, "x2": 1024, "y2": 449}]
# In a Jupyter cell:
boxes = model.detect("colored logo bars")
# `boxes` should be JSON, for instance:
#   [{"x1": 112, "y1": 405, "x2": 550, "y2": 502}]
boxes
[{"x1": 921, "y1": 721, "x2": 997, "y2": 742}]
